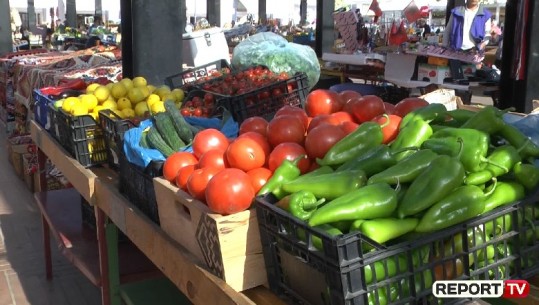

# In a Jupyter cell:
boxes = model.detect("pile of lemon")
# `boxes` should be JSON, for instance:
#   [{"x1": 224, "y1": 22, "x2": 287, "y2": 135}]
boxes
[{"x1": 57, "y1": 76, "x2": 185, "y2": 121}]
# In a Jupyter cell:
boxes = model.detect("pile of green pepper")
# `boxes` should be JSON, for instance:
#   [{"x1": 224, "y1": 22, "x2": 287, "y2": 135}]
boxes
[{"x1": 259, "y1": 103, "x2": 539, "y2": 303}]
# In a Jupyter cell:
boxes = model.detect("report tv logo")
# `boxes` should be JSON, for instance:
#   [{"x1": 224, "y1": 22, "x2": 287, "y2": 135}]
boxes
[{"x1": 433, "y1": 280, "x2": 530, "y2": 298}]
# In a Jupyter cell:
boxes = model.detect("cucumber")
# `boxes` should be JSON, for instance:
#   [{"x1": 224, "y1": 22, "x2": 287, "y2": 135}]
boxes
[
  {"x1": 164, "y1": 100, "x2": 194, "y2": 143},
  {"x1": 147, "y1": 126, "x2": 175, "y2": 157},
  {"x1": 153, "y1": 112, "x2": 185, "y2": 151}
]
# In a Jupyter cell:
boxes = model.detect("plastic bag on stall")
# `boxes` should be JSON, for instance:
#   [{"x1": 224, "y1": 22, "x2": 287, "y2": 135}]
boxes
[
  {"x1": 231, "y1": 32, "x2": 320, "y2": 90},
  {"x1": 123, "y1": 112, "x2": 239, "y2": 169}
]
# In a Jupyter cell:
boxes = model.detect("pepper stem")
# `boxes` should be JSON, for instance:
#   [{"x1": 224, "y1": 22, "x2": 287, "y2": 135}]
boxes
[
  {"x1": 484, "y1": 178, "x2": 497, "y2": 197},
  {"x1": 455, "y1": 137, "x2": 465, "y2": 160},
  {"x1": 480, "y1": 157, "x2": 509, "y2": 174},
  {"x1": 379, "y1": 114, "x2": 391, "y2": 129}
]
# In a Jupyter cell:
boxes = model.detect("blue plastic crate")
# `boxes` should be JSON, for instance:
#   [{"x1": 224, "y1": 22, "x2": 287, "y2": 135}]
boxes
[{"x1": 33, "y1": 89, "x2": 54, "y2": 130}]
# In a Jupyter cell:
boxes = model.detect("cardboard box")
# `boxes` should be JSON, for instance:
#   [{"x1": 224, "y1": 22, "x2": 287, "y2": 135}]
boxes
[
  {"x1": 22, "y1": 153, "x2": 38, "y2": 192},
  {"x1": 417, "y1": 63, "x2": 451, "y2": 84},
  {"x1": 461, "y1": 64, "x2": 477, "y2": 78},
  {"x1": 427, "y1": 56, "x2": 448, "y2": 66},
  {"x1": 182, "y1": 27, "x2": 230, "y2": 68},
  {"x1": 333, "y1": 11, "x2": 360, "y2": 52}
]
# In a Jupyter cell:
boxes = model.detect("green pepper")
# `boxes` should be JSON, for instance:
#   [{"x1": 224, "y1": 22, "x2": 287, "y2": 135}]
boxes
[
  {"x1": 497, "y1": 123, "x2": 539, "y2": 160},
  {"x1": 363, "y1": 256, "x2": 407, "y2": 285},
  {"x1": 367, "y1": 149, "x2": 439, "y2": 185},
  {"x1": 513, "y1": 162, "x2": 539, "y2": 190},
  {"x1": 359, "y1": 218, "x2": 418, "y2": 245},
  {"x1": 368, "y1": 288, "x2": 388, "y2": 305},
  {"x1": 431, "y1": 127, "x2": 490, "y2": 173},
  {"x1": 349, "y1": 219, "x2": 366, "y2": 232},
  {"x1": 421, "y1": 137, "x2": 462, "y2": 158},
  {"x1": 465, "y1": 145, "x2": 521, "y2": 185},
  {"x1": 336, "y1": 144, "x2": 417, "y2": 176},
  {"x1": 301, "y1": 165, "x2": 334, "y2": 178},
  {"x1": 287, "y1": 191, "x2": 326, "y2": 221},
  {"x1": 400, "y1": 269, "x2": 434, "y2": 298},
  {"x1": 318, "y1": 122, "x2": 383, "y2": 166},
  {"x1": 398, "y1": 155, "x2": 465, "y2": 218},
  {"x1": 444, "y1": 226, "x2": 490, "y2": 267},
  {"x1": 415, "y1": 185, "x2": 492, "y2": 233},
  {"x1": 308, "y1": 183, "x2": 397, "y2": 226},
  {"x1": 390, "y1": 119, "x2": 433, "y2": 161},
  {"x1": 399, "y1": 103, "x2": 448, "y2": 130},
  {"x1": 445, "y1": 108, "x2": 477, "y2": 126},
  {"x1": 257, "y1": 157, "x2": 302, "y2": 199},
  {"x1": 311, "y1": 224, "x2": 343, "y2": 251},
  {"x1": 282, "y1": 170, "x2": 366, "y2": 200},
  {"x1": 483, "y1": 181, "x2": 526, "y2": 213},
  {"x1": 475, "y1": 259, "x2": 506, "y2": 280},
  {"x1": 483, "y1": 213, "x2": 512, "y2": 236},
  {"x1": 459, "y1": 105, "x2": 506, "y2": 134}
]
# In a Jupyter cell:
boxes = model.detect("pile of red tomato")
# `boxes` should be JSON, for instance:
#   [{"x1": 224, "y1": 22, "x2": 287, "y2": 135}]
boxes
[{"x1": 162, "y1": 88, "x2": 429, "y2": 216}]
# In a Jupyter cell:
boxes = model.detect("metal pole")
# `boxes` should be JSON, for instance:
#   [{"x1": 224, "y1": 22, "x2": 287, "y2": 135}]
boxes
[
  {"x1": 66, "y1": 0, "x2": 76, "y2": 28},
  {"x1": 28, "y1": 0, "x2": 36, "y2": 30},
  {"x1": 0, "y1": 0, "x2": 12, "y2": 55}
]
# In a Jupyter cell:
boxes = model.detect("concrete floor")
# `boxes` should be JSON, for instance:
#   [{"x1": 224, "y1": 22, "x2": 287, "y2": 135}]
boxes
[{"x1": 0, "y1": 126, "x2": 101, "y2": 305}]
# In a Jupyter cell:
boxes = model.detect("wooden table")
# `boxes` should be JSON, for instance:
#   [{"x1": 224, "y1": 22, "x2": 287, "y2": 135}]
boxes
[{"x1": 30, "y1": 121, "x2": 286, "y2": 305}]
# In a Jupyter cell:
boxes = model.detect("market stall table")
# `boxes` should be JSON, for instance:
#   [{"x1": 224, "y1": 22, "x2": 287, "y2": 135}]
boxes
[{"x1": 30, "y1": 120, "x2": 286, "y2": 305}]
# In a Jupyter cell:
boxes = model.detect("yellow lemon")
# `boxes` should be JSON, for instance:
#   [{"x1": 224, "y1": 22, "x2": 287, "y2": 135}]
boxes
[
  {"x1": 111, "y1": 83, "x2": 128, "y2": 99},
  {"x1": 139, "y1": 86, "x2": 150, "y2": 99},
  {"x1": 86, "y1": 83, "x2": 100, "y2": 94},
  {"x1": 134, "y1": 102, "x2": 150, "y2": 117},
  {"x1": 150, "y1": 101, "x2": 166, "y2": 114},
  {"x1": 101, "y1": 99, "x2": 118, "y2": 110},
  {"x1": 146, "y1": 94, "x2": 161, "y2": 107},
  {"x1": 147, "y1": 85, "x2": 156, "y2": 93},
  {"x1": 127, "y1": 87, "x2": 146, "y2": 104},
  {"x1": 71, "y1": 103, "x2": 89, "y2": 116},
  {"x1": 62, "y1": 96, "x2": 80, "y2": 113},
  {"x1": 122, "y1": 108, "x2": 136, "y2": 118},
  {"x1": 132, "y1": 76, "x2": 147, "y2": 88},
  {"x1": 106, "y1": 82, "x2": 114, "y2": 91},
  {"x1": 80, "y1": 94, "x2": 98, "y2": 112},
  {"x1": 117, "y1": 97, "x2": 132, "y2": 110},
  {"x1": 172, "y1": 88, "x2": 185, "y2": 103},
  {"x1": 120, "y1": 78, "x2": 134, "y2": 91},
  {"x1": 162, "y1": 93, "x2": 176, "y2": 103},
  {"x1": 154, "y1": 86, "x2": 171, "y2": 100},
  {"x1": 93, "y1": 85, "x2": 111, "y2": 103}
]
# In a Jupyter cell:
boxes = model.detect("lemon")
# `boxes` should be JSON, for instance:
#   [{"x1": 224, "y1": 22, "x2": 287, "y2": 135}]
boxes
[
  {"x1": 146, "y1": 94, "x2": 161, "y2": 107},
  {"x1": 128, "y1": 87, "x2": 146, "y2": 104},
  {"x1": 134, "y1": 102, "x2": 149, "y2": 117},
  {"x1": 86, "y1": 83, "x2": 100, "y2": 94},
  {"x1": 154, "y1": 86, "x2": 171, "y2": 100},
  {"x1": 71, "y1": 103, "x2": 89, "y2": 116},
  {"x1": 150, "y1": 101, "x2": 166, "y2": 114},
  {"x1": 162, "y1": 93, "x2": 177, "y2": 103},
  {"x1": 139, "y1": 86, "x2": 150, "y2": 99},
  {"x1": 106, "y1": 82, "x2": 114, "y2": 91},
  {"x1": 111, "y1": 83, "x2": 128, "y2": 99},
  {"x1": 117, "y1": 97, "x2": 132, "y2": 110},
  {"x1": 80, "y1": 94, "x2": 98, "y2": 112},
  {"x1": 122, "y1": 108, "x2": 136, "y2": 118},
  {"x1": 62, "y1": 96, "x2": 80, "y2": 113},
  {"x1": 147, "y1": 85, "x2": 156, "y2": 93},
  {"x1": 120, "y1": 78, "x2": 134, "y2": 91},
  {"x1": 172, "y1": 88, "x2": 185, "y2": 103},
  {"x1": 101, "y1": 99, "x2": 118, "y2": 110},
  {"x1": 133, "y1": 76, "x2": 147, "y2": 88},
  {"x1": 93, "y1": 85, "x2": 111, "y2": 103},
  {"x1": 175, "y1": 102, "x2": 182, "y2": 110}
]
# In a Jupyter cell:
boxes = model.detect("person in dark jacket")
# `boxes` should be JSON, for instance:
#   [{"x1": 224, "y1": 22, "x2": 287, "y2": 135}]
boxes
[{"x1": 442, "y1": 0, "x2": 492, "y2": 51}]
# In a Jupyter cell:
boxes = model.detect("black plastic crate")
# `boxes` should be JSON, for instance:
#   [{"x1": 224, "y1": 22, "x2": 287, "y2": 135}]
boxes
[
  {"x1": 198, "y1": 72, "x2": 310, "y2": 123},
  {"x1": 118, "y1": 149, "x2": 163, "y2": 225},
  {"x1": 98, "y1": 109, "x2": 137, "y2": 170},
  {"x1": 255, "y1": 194, "x2": 521, "y2": 305},
  {"x1": 516, "y1": 187, "x2": 539, "y2": 278},
  {"x1": 164, "y1": 59, "x2": 231, "y2": 92},
  {"x1": 47, "y1": 104, "x2": 108, "y2": 167}
]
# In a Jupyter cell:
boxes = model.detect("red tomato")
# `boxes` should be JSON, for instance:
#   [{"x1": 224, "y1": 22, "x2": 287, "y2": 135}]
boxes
[
  {"x1": 192, "y1": 128, "x2": 229, "y2": 158},
  {"x1": 350, "y1": 95, "x2": 386, "y2": 123},
  {"x1": 239, "y1": 116, "x2": 268, "y2": 137},
  {"x1": 239, "y1": 132, "x2": 271, "y2": 165},
  {"x1": 342, "y1": 97, "x2": 359, "y2": 115},
  {"x1": 330, "y1": 111, "x2": 355, "y2": 124},
  {"x1": 308, "y1": 162, "x2": 320, "y2": 172},
  {"x1": 266, "y1": 115, "x2": 306, "y2": 148},
  {"x1": 393, "y1": 97, "x2": 429, "y2": 118},
  {"x1": 206, "y1": 168, "x2": 255, "y2": 215},
  {"x1": 305, "y1": 124, "x2": 346, "y2": 160},
  {"x1": 187, "y1": 166, "x2": 222, "y2": 202},
  {"x1": 162, "y1": 152, "x2": 198, "y2": 182},
  {"x1": 226, "y1": 137, "x2": 266, "y2": 172},
  {"x1": 268, "y1": 142, "x2": 311, "y2": 174},
  {"x1": 275, "y1": 105, "x2": 309, "y2": 130},
  {"x1": 339, "y1": 90, "x2": 362, "y2": 105},
  {"x1": 372, "y1": 114, "x2": 402, "y2": 144},
  {"x1": 307, "y1": 114, "x2": 341, "y2": 133},
  {"x1": 246, "y1": 167, "x2": 272, "y2": 193},
  {"x1": 304, "y1": 89, "x2": 343, "y2": 117},
  {"x1": 384, "y1": 102, "x2": 396, "y2": 115},
  {"x1": 339, "y1": 121, "x2": 359, "y2": 135},
  {"x1": 198, "y1": 149, "x2": 228, "y2": 169},
  {"x1": 175, "y1": 164, "x2": 196, "y2": 190}
]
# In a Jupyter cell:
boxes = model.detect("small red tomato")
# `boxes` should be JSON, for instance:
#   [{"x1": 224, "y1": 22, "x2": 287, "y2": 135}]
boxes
[
  {"x1": 339, "y1": 121, "x2": 359, "y2": 135},
  {"x1": 330, "y1": 111, "x2": 355, "y2": 124},
  {"x1": 246, "y1": 167, "x2": 273, "y2": 194},
  {"x1": 350, "y1": 95, "x2": 386, "y2": 123},
  {"x1": 393, "y1": 97, "x2": 429, "y2": 118},
  {"x1": 384, "y1": 102, "x2": 396, "y2": 115},
  {"x1": 305, "y1": 124, "x2": 346, "y2": 160},
  {"x1": 307, "y1": 114, "x2": 341, "y2": 133}
]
